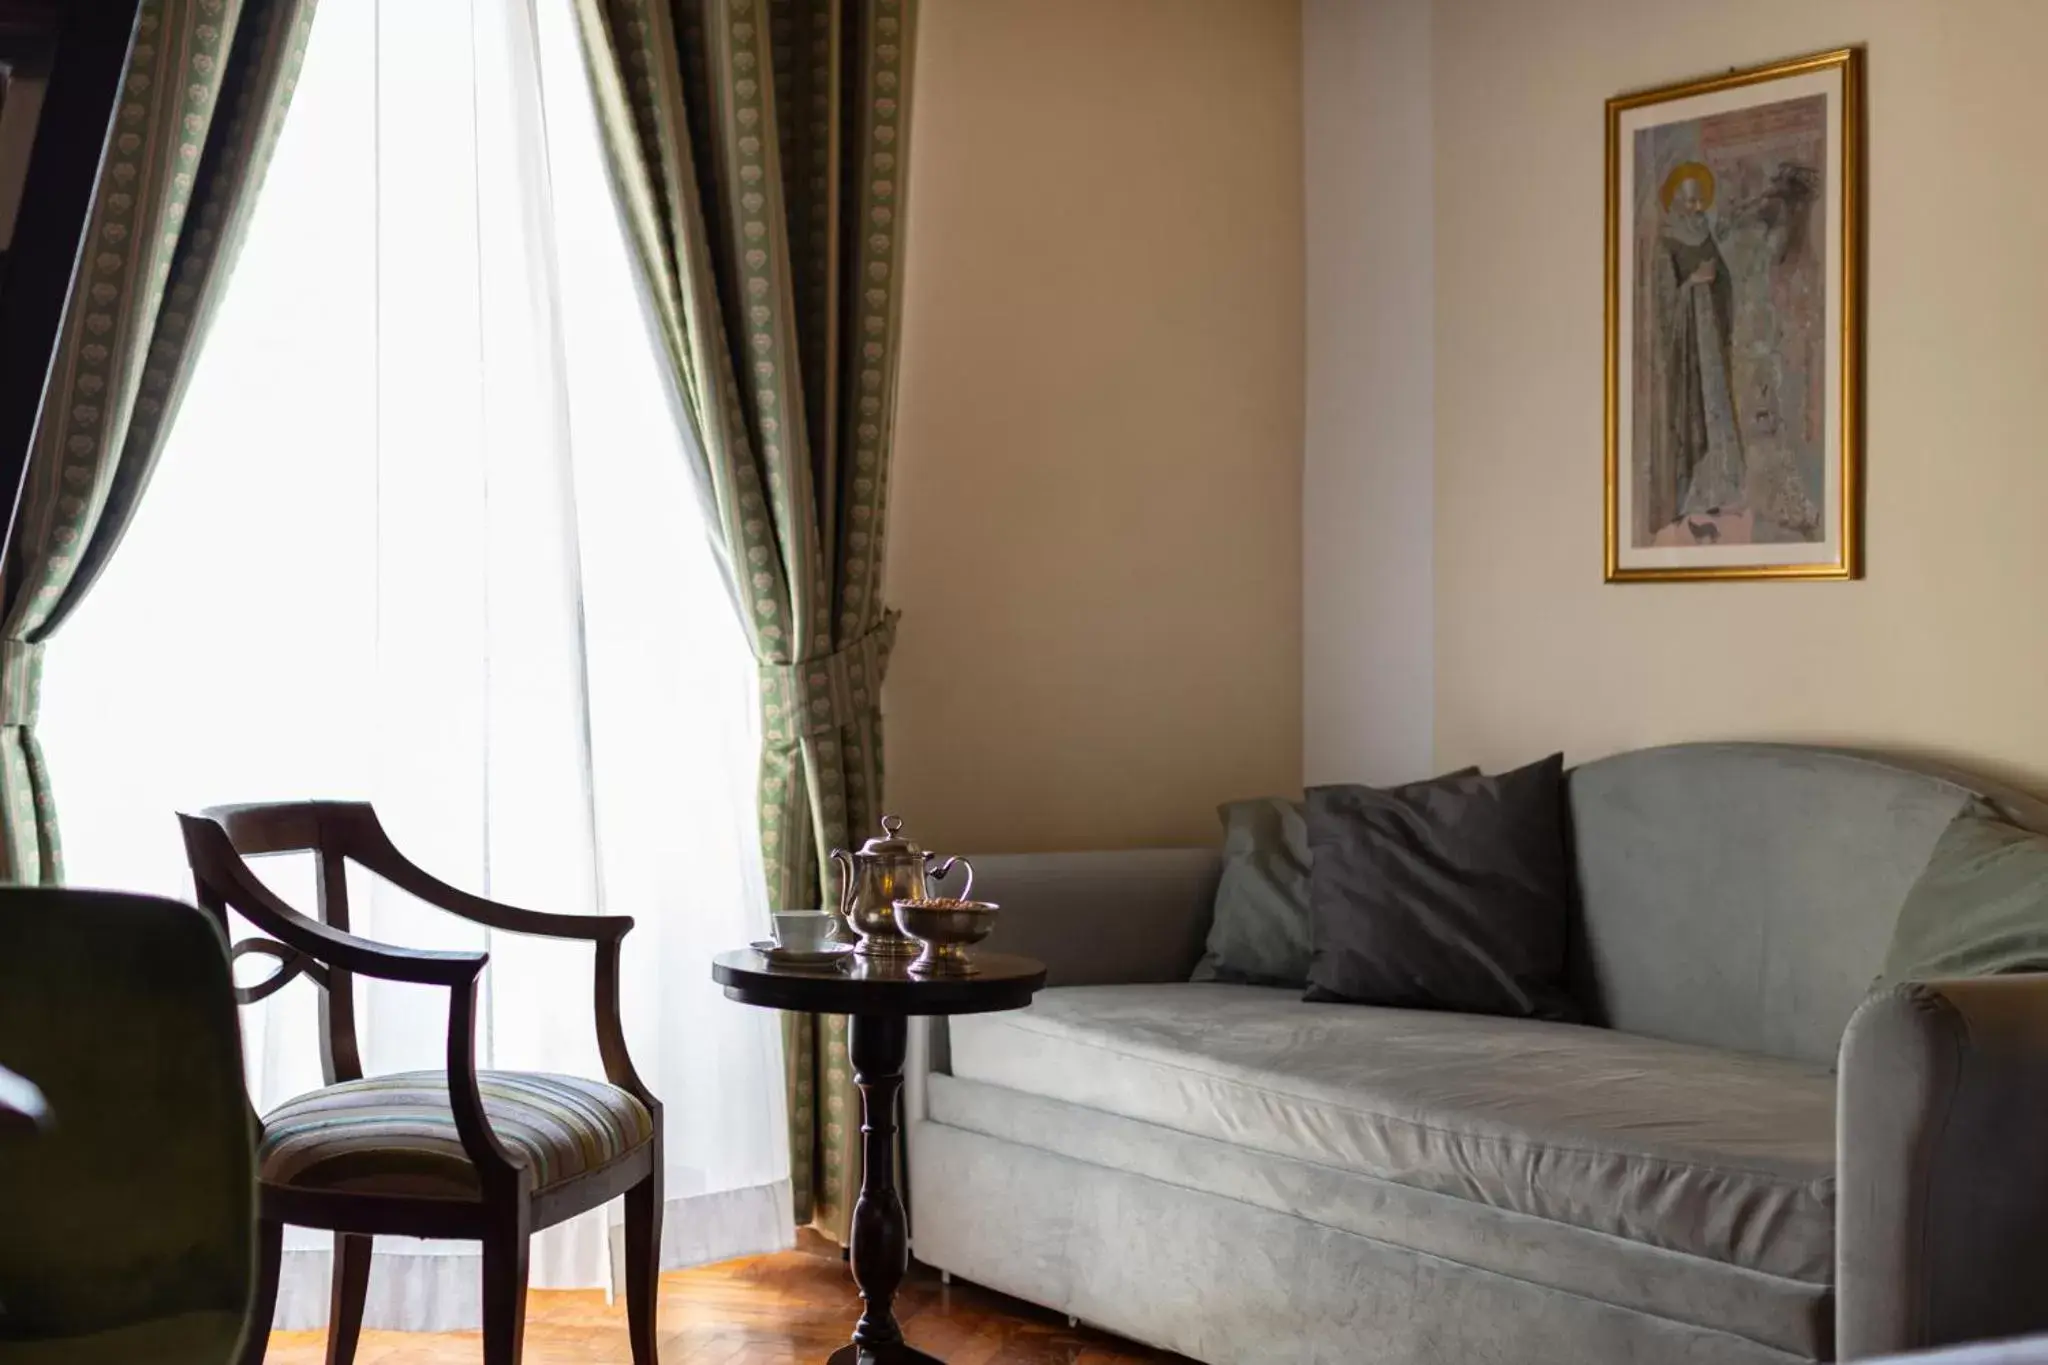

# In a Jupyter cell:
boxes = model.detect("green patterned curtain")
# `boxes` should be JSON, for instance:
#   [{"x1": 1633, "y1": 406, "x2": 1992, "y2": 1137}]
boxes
[
  {"x1": 0, "y1": 0, "x2": 319, "y2": 883},
  {"x1": 571, "y1": 0, "x2": 915, "y2": 1236}
]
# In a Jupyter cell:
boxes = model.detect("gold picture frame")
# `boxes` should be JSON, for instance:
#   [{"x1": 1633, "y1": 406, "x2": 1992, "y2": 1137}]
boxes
[{"x1": 1604, "y1": 47, "x2": 1864, "y2": 582}]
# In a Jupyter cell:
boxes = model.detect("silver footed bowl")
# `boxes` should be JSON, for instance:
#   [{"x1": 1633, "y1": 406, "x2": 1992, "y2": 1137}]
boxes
[{"x1": 892, "y1": 898, "x2": 999, "y2": 977}]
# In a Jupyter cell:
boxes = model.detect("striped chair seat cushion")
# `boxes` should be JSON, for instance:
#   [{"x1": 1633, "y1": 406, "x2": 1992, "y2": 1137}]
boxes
[{"x1": 259, "y1": 1071, "x2": 652, "y2": 1199}]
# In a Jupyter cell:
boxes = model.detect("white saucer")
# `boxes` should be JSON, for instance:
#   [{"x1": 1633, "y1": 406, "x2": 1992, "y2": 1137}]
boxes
[{"x1": 751, "y1": 939, "x2": 856, "y2": 970}]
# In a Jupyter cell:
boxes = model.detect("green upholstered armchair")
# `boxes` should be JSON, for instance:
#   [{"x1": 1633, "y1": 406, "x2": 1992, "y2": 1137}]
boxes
[{"x1": 0, "y1": 888, "x2": 256, "y2": 1364}]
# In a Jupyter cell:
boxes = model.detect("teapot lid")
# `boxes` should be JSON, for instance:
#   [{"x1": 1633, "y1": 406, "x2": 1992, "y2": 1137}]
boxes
[{"x1": 856, "y1": 814, "x2": 923, "y2": 858}]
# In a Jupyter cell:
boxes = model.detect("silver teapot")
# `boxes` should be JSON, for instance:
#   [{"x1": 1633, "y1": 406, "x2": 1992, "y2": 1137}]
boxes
[{"x1": 829, "y1": 814, "x2": 974, "y2": 958}]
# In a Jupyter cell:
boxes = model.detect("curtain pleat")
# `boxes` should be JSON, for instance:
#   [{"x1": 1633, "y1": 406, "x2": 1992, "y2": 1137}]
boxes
[
  {"x1": 572, "y1": 0, "x2": 915, "y2": 1237},
  {"x1": 0, "y1": 0, "x2": 319, "y2": 883}
]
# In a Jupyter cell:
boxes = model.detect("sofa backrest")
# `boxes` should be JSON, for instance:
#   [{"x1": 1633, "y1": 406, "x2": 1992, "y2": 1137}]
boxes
[{"x1": 1566, "y1": 743, "x2": 2048, "y2": 1066}]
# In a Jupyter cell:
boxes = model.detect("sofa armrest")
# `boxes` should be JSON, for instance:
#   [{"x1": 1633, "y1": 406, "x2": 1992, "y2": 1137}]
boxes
[
  {"x1": 964, "y1": 848, "x2": 1221, "y2": 987},
  {"x1": 906, "y1": 847, "x2": 1220, "y2": 1123},
  {"x1": 1839, "y1": 976, "x2": 2048, "y2": 1359}
]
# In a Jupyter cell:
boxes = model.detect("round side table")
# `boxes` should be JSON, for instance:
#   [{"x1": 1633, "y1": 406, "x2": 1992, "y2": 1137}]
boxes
[{"x1": 712, "y1": 948, "x2": 1047, "y2": 1365}]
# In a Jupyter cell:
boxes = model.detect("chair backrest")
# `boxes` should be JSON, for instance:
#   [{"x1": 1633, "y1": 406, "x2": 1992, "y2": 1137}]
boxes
[
  {"x1": 1565, "y1": 743, "x2": 2048, "y2": 1065},
  {"x1": 0, "y1": 888, "x2": 252, "y2": 1340},
  {"x1": 180, "y1": 801, "x2": 380, "y2": 1087}
]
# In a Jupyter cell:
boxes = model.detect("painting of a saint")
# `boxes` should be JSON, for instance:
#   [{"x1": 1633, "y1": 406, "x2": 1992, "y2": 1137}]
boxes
[
  {"x1": 1650, "y1": 160, "x2": 1744, "y2": 532},
  {"x1": 1606, "y1": 50, "x2": 1861, "y2": 581}
]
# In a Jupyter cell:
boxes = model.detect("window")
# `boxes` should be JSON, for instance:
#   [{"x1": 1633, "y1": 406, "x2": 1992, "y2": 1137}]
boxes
[{"x1": 40, "y1": 0, "x2": 789, "y2": 1328}]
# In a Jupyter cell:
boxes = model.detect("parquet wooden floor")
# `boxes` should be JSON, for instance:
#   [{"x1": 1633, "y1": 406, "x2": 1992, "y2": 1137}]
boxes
[{"x1": 263, "y1": 1233, "x2": 1190, "y2": 1364}]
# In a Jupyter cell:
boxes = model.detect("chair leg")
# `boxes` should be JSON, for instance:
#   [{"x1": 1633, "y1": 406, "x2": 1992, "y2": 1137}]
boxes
[
  {"x1": 238, "y1": 1217, "x2": 283, "y2": 1365},
  {"x1": 326, "y1": 1232, "x2": 372, "y2": 1365},
  {"x1": 625, "y1": 1158, "x2": 664, "y2": 1365},
  {"x1": 481, "y1": 1205, "x2": 532, "y2": 1365}
]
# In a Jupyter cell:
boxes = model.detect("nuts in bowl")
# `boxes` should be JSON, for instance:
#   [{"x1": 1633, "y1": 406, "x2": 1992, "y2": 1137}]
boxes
[{"x1": 891, "y1": 897, "x2": 1000, "y2": 977}]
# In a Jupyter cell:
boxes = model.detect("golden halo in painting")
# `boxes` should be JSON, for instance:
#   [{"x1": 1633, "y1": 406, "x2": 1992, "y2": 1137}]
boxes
[{"x1": 1658, "y1": 160, "x2": 1714, "y2": 210}]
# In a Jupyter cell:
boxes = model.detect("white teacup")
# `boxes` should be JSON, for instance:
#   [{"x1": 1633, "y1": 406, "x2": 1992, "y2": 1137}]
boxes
[{"x1": 772, "y1": 910, "x2": 838, "y2": 954}]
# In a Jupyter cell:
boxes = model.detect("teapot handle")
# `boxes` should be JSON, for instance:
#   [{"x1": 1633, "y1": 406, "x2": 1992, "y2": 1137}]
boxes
[
  {"x1": 828, "y1": 847, "x2": 856, "y2": 919},
  {"x1": 927, "y1": 854, "x2": 975, "y2": 903}
]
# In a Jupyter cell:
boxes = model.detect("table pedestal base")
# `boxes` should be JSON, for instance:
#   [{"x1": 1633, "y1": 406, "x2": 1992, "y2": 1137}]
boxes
[
  {"x1": 839, "y1": 1014, "x2": 934, "y2": 1364},
  {"x1": 827, "y1": 1344, "x2": 943, "y2": 1365},
  {"x1": 709, "y1": 950, "x2": 1049, "y2": 1365}
]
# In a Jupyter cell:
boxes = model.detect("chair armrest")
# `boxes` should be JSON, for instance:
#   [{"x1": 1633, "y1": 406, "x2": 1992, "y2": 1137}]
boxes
[
  {"x1": 182, "y1": 813, "x2": 488, "y2": 987},
  {"x1": 346, "y1": 818, "x2": 631, "y2": 943},
  {"x1": 209, "y1": 889, "x2": 514, "y2": 1176},
  {"x1": 1838, "y1": 976, "x2": 2048, "y2": 1358},
  {"x1": 966, "y1": 848, "x2": 1220, "y2": 987},
  {"x1": 343, "y1": 823, "x2": 652, "y2": 1105},
  {"x1": 342, "y1": 817, "x2": 652, "y2": 1105},
  {"x1": 262, "y1": 913, "x2": 488, "y2": 989}
]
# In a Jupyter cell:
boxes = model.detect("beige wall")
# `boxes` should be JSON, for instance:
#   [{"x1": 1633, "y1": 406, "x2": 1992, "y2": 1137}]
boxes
[
  {"x1": 885, "y1": 0, "x2": 1305, "y2": 854},
  {"x1": 1302, "y1": 0, "x2": 1435, "y2": 787},
  {"x1": 1433, "y1": 0, "x2": 2048, "y2": 791}
]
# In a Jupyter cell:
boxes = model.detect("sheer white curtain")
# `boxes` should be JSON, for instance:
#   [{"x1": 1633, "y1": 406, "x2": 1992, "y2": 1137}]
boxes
[{"x1": 40, "y1": 0, "x2": 791, "y2": 1331}]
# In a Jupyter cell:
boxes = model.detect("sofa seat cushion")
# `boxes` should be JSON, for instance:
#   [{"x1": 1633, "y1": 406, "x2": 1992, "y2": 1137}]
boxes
[
  {"x1": 946, "y1": 983, "x2": 1835, "y2": 1282},
  {"x1": 260, "y1": 1070, "x2": 652, "y2": 1198},
  {"x1": 923, "y1": 1076, "x2": 1832, "y2": 1358}
]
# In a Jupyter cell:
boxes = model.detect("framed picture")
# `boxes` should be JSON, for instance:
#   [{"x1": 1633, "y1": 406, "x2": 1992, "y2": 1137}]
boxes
[{"x1": 1605, "y1": 47, "x2": 1863, "y2": 582}]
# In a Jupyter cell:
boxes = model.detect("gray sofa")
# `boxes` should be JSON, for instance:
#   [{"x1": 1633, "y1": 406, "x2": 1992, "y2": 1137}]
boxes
[{"x1": 904, "y1": 743, "x2": 2048, "y2": 1364}]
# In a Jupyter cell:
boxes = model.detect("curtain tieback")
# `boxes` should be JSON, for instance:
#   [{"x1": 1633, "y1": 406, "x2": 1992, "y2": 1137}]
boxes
[
  {"x1": 0, "y1": 639, "x2": 43, "y2": 728},
  {"x1": 759, "y1": 610, "x2": 898, "y2": 746}
]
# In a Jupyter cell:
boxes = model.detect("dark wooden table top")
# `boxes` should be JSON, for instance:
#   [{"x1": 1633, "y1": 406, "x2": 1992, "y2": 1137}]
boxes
[{"x1": 712, "y1": 948, "x2": 1047, "y2": 1016}]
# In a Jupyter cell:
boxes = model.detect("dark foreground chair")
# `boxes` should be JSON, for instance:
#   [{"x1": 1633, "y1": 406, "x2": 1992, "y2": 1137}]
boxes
[
  {"x1": 0, "y1": 1061, "x2": 51, "y2": 1138},
  {"x1": 179, "y1": 802, "x2": 662, "y2": 1365},
  {"x1": 0, "y1": 887, "x2": 256, "y2": 1364}
]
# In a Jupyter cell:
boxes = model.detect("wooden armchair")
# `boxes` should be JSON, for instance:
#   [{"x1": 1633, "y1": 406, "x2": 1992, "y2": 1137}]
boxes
[{"x1": 179, "y1": 802, "x2": 663, "y2": 1365}]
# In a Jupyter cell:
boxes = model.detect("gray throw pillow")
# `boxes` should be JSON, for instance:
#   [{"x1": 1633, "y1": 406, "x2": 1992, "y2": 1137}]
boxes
[
  {"x1": 1304, "y1": 754, "x2": 1579, "y2": 1021},
  {"x1": 1878, "y1": 808, "x2": 2048, "y2": 988},
  {"x1": 1191, "y1": 798, "x2": 1312, "y2": 987}
]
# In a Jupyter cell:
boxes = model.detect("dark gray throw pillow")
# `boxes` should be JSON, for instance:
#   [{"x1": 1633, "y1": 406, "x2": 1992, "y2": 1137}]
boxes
[
  {"x1": 1304, "y1": 754, "x2": 1579, "y2": 1021},
  {"x1": 1191, "y1": 798, "x2": 1312, "y2": 988},
  {"x1": 1192, "y1": 773, "x2": 1482, "y2": 989}
]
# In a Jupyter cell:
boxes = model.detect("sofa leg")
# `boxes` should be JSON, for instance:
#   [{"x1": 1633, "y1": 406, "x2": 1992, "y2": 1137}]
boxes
[
  {"x1": 938, "y1": 1270, "x2": 950, "y2": 1286},
  {"x1": 1067, "y1": 1315, "x2": 1078, "y2": 1329}
]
